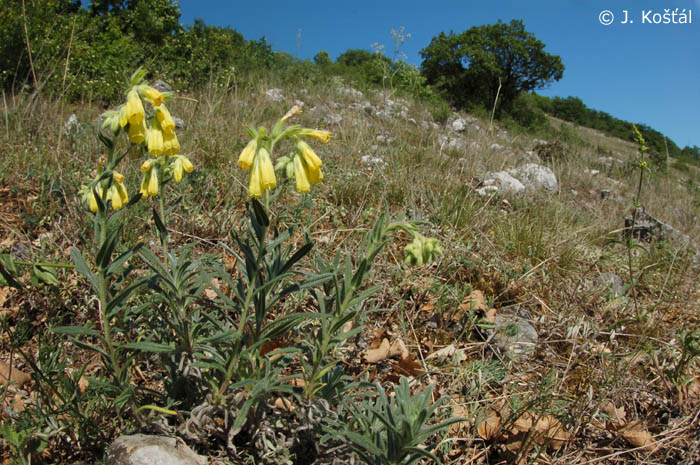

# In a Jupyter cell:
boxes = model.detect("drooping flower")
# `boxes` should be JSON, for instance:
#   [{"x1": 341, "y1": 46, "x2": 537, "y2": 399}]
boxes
[
  {"x1": 142, "y1": 86, "x2": 165, "y2": 107},
  {"x1": 292, "y1": 153, "x2": 311, "y2": 194},
  {"x1": 108, "y1": 172, "x2": 129, "y2": 210},
  {"x1": 156, "y1": 104, "x2": 175, "y2": 135},
  {"x1": 140, "y1": 159, "x2": 159, "y2": 198},
  {"x1": 128, "y1": 117, "x2": 147, "y2": 144},
  {"x1": 281, "y1": 104, "x2": 303, "y2": 122},
  {"x1": 163, "y1": 130, "x2": 180, "y2": 156},
  {"x1": 172, "y1": 155, "x2": 194, "y2": 183},
  {"x1": 247, "y1": 147, "x2": 276, "y2": 198},
  {"x1": 84, "y1": 184, "x2": 103, "y2": 213},
  {"x1": 299, "y1": 128, "x2": 332, "y2": 143},
  {"x1": 238, "y1": 139, "x2": 258, "y2": 170},
  {"x1": 124, "y1": 89, "x2": 145, "y2": 126},
  {"x1": 147, "y1": 120, "x2": 164, "y2": 157},
  {"x1": 296, "y1": 140, "x2": 323, "y2": 183}
]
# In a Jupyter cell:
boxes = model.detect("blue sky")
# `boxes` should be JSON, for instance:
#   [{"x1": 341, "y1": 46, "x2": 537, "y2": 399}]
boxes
[{"x1": 178, "y1": 1, "x2": 699, "y2": 148}]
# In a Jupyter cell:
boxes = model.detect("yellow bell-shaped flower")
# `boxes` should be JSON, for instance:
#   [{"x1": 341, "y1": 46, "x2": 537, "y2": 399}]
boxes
[
  {"x1": 172, "y1": 155, "x2": 194, "y2": 183},
  {"x1": 125, "y1": 89, "x2": 145, "y2": 126},
  {"x1": 139, "y1": 161, "x2": 159, "y2": 198},
  {"x1": 163, "y1": 130, "x2": 180, "y2": 157},
  {"x1": 128, "y1": 117, "x2": 147, "y2": 144},
  {"x1": 293, "y1": 154, "x2": 311, "y2": 194},
  {"x1": 258, "y1": 147, "x2": 276, "y2": 192},
  {"x1": 156, "y1": 104, "x2": 175, "y2": 135},
  {"x1": 147, "y1": 123, "x2": 164, "y2": 157},
  {"x1": 238, "y1": 139, "x2": 257, "y2": 170},
  {"x1": 143, "y1": 86, "x2": 165, "y2": 107},
  {"x1": 296, "y1": 140, "x2": 323, "y2": 183},
  {"x1": 299, "y1": 128, "x2": 332, "y2": 143}
]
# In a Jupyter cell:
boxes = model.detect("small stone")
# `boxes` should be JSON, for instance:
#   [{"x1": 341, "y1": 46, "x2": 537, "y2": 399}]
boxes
[
  {"x1": 451, "y1": 118, "x2": 468, "y2": 132},
  {"x1": 106, "y1": 434, "x2": 206, "y2": 465},
  {"x1": 264, "y1": 88, "x2": 284, "y2": 102},
  {"x1": 490, "y1": 143, "x2": 504, "y2": 151},
  {"x1": 172, "y1": 116, "x2": 185, "y2": 130},
  {"x1": 490, "y1": 315, "x2": 538, "y2": 359},
  {"x1": 479, "y1": 171, "x2": 526, "y2": 195},
  {"x1": 151, "y1": 80, "x2": 173, "y2": 93},
  {"x1": 62, "y1": 114, "x2": 79, "y2": 135},
  {"x1": 508, "y1": 163, "x2": 558, "y2": 194},
  {"x1": 323, "y1": 113, "x2": 342, "y2": 125}
]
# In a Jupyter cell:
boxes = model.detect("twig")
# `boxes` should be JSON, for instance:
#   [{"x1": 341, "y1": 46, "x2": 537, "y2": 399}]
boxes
[
  {"x1": 21, "y1": 0, "x2": 38, "y2": 91},
  {"x1": 488, "y1": 77, "x2": 501, "y2": 134}
]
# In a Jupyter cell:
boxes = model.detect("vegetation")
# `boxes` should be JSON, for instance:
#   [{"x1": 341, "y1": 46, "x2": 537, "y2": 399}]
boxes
[
  {"x1": 1, "y1": 3, "x2": 699, "y2": 465},
  {"x1": 419, "y1": 20, "x2": 564, "y2": 114}
]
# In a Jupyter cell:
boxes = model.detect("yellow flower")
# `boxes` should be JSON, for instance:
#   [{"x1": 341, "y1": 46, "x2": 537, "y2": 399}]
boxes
[
  {"x1": 281, "y1": 104, "x2": 303, "y2": 122},
  {"x1": 299, "y1": 128, "x2": 332, "y2": 143},
  {"x1": 156, "y1": 104, "x2": 175, "y2": 135},
  {"x1": 125, "y1": 89, "x2": 145, "y2": 126},
  {"x1": 147, "y1": 124, "x2": 164, "y2": 157},
  {"x1": 297, "y1": 140, "x2": 323, "y2": 183},
  {"x1": 84, "y1": 185, "x2": 103, "y2": 213},
  {"x1": 140, "y1": 164, "x2": 159, "y2": 198},
  {"x1": 172, "y1": 155, "x2": 194, "y2": 183},
  {"x1": 238, "y1": 139, "x2": 257, "y2": 170},
  {"x1": 143, "y1": 86, "x2": 165, "y2": 106},
  {"x1": 259, "y1": 147, "x2": 276, "y2": 191},
  {"x1": 128, "y1": 117, "x2": 147, "y2": 144},
  {"x1": 247, "y1": 148, "x2": 276, "y2": 198},
  {"x1": 293, "y1": 154, "x2": 311, "y2": 194},
  {"x1": 163, "y1": 130, "x2": 180, "y2": 156}
]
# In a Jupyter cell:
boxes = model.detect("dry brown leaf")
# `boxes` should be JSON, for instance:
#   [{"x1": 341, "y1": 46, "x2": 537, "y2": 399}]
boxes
[
  {"x1": 426, "y1": 344, "x2": 456, "y2": 361},
  {"x1": 620, "y1": 421, "x2": 656, "y2": 452},
  {"x1": 0, "y1": 287, "x2": 10, "y2": 307},
  {"x1": 601, "y1": 401, "x2": 626, "y2": 426},
  {"x1": 0, "y1": 361, "x2": 31, "y2": 388},
  {"x1": 389, "y1": 338, "x2": 409, "y2": 359},
  {"x1": 463, "y1": 290, "x2": 486, "y2": 312},
  {"x1": 12, "y1": 393, "x2": 26, "y2": 413},
  {"x1": 365, "y1": 338, "x2": 391, "y2": 363},
  {"x1": 393, "y1": 354, "x2": 424, "y2": 376},
  {"x1": 477, "y1": 412, "x2": 501, "y2": 440},
  {"x1": 484, "y1": 308, "x2": 497, "y2": 323},
  {"x1": 533, "y1": 414, "x2": 572, "y2": 449},
  {"x1": 448, "y1": 399, "x2": 472, "y2": 436},
  {"x1": 274, "y1": 397, "x2": 296, "y2": 411},
  {"x1": 341, "y1": 320, "x2": 354, "y2": 334},
  {"x1": 511, "y1": 412, "x2": 534, "y2": 432},
  {"x1": 420, "y1": 302, "x2": 435, "y2": 313},
  {"x1": 78, "y1": 376, "x2": 89, "y2": 395}
]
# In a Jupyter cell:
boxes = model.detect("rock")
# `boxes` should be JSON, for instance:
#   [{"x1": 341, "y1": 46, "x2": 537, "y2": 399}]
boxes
[
  {"x1": 337, "y1": 87, "x2": 364, "y2": 100},
  {"x1": 451, "y1": 118, "x2": 468, "y2": 132},
  {"x1": 264, "y1": 88, "x2": 284, "y2": 102},
  {"x1": 105, "y1": 434, "x2": 206, "y2": 465},
  {"x1": 585, "y1": 169, "x2": 600, "y2": 176},
  {"x1": 361, "y1": 155, "x2": 386, "y2": 168},
  {"x1": 62, "y1": 114, "x2": 79, "y2": 136},
  {"x1": 624, "y1": 208, "x2": 696, "y2": 248},
  {"x1": 490, "y1": 143, "x2": 504, "y2": 151},
  {"x1": 598, "y1": 156, "x2": 623, "y2": 167},
  {"x1": 490, "y1": 315, "x2": 538, "y2": 359},
  {"x1": 437, "y1": 134, "x2": 466, "y2": 152},
  {"x1": 508, "y1": 163, "x2": 558, "y2": 194},
  {"x1": 478, "y1": 171, "x2": 526, "y2": 195},
  {"x1": 593, "y1": 272, "x2": 624, "y2": 297},
  {"x1": 520, "y1": 150, "x2": 542, "y2": 164},
  {"x1": 375, "y1": 131, "x2": 395, "y2": 144},
  {"x1": 172, "y1": 116, "x2": 185, "y2": 130},
  {"x1": 323, "y1": 113, "x2": 342, "y2": 125},
  {"x1": 151, "y1": 80, "x2": 173, "y2": 93}
]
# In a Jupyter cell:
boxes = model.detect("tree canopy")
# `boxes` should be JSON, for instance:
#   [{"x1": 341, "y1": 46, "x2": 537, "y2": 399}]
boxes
[{"x1": 420, "y1": 19, "x2": 564, "y2": 113}]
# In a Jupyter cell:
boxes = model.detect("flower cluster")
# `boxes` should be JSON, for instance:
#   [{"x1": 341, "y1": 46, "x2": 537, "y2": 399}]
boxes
[
  {"x1": 238, "y1": 106, "x2": 331, "y2": 198},
  {"x1": 404, "y1": 233, "x2": 443, "y2": 266},
  {"x1": 86, "y1": 69, "x2": 194, "y2": 212}
]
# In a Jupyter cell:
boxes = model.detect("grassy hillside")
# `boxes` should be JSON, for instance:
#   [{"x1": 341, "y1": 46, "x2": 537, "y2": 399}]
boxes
[{"x1": 0, "y1": 73, "x2": 699, "y2": 464}]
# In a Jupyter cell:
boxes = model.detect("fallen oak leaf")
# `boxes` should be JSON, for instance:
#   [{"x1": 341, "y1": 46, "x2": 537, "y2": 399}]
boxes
[
  {"x1": 393, "y1": 354, "x2": 424, "y2": 376},
  {"x1": 477, "y1": 411, "x2": 502, "y2": 441},
  {"x1": 389, "y1": 338, "x2": 409, "y2": 359},
  {"x1": 0, "y1": 361, "x2": 31, "y2": 389},
  {"x1": 619, "y1": 421, "x2": 657, "y2": 452},
  {"x1": 365, "y1": 338, "x2": 391, "y2": 363}
]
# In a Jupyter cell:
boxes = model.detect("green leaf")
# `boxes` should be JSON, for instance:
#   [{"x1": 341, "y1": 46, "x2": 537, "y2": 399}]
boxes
[
  {"x1": 118, "y1": 341, "x2": 174, "y2": 353},
  {"x1": 152, "y1": 207, "x2": 169, "y2": 244},
  {"x1": 70, "y1": 247, "x2": 98, "y2": 292},
  {"x1": 31, "y1": 265, "x2": 59, "y2": 286},
  {"x1": 96, "y1": 225, "x2": 122, "y2": 270},
  {"x1": 0, "y1": 254, "x2": 22, "y2": 289},
  {"x1": 51, "y1": 326, "x2": 101, "y2": 337},
  {"x1": 250, "y1": 198, "x2": 270, "y2": 227}
]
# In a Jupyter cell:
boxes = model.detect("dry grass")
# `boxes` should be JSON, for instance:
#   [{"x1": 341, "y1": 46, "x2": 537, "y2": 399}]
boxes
[{"x1": 0, "y1": 77, "x2": 698, "y2": 464}]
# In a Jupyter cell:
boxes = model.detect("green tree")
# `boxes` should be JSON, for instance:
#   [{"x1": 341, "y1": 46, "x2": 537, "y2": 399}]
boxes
[
  {"x1": 420, "y1": 19, "x2": 564, "y2": 113},
  {"x1": 313, "y1": 50, "x2": 332, "y2": 66}
]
